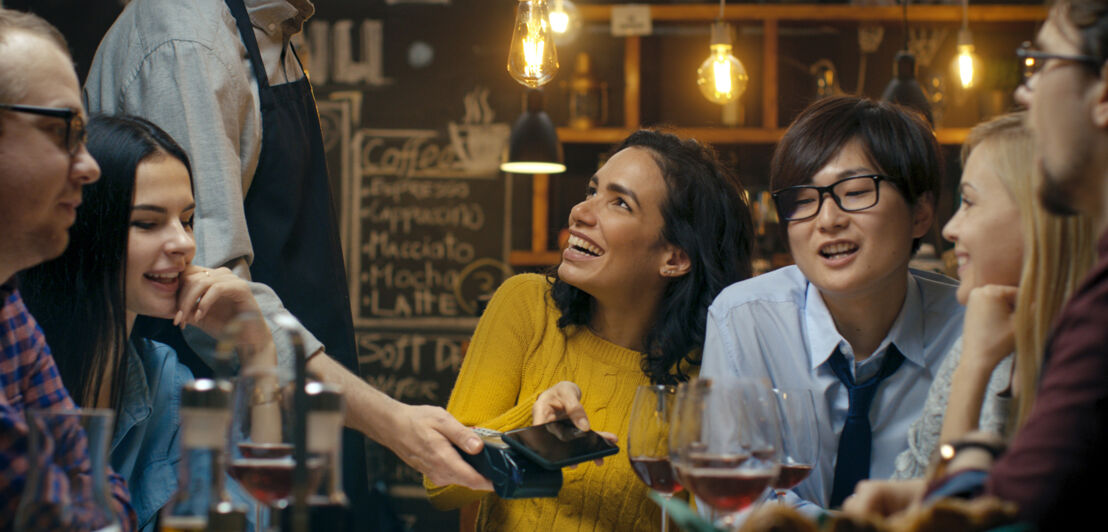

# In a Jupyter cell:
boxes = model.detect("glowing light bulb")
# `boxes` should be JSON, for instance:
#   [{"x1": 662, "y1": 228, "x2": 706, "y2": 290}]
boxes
[
  {"x1": 952, "y1": 28, "x2": 982, "y2": 90},
  {"x1": 508, "y1": 0, "x2": 559, "y2": 89},
  {"x1": 697, "y1": 22, "x2": 748, "y2": 105},
  {"x1": 548, "y1": 0, "x2": 581, "y2": 45}
]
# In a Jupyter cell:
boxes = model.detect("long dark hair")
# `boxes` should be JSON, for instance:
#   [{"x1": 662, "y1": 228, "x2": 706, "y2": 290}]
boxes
[
  {"x1": 549, "y1": 129, "x2": 754, "y2": 384},
  {"x1": 18, "y1": 114, "x2": 192, "y2": 409}
]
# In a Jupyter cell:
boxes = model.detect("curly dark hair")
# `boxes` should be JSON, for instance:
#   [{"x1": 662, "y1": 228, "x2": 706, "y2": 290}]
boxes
[{"x1": 549, "y1": 129, "x2": 754, "y2": 385}]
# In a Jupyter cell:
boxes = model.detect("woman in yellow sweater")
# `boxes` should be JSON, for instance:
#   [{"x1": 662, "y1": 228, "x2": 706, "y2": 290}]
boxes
[{"x1": 426, "y1": 130, "x2": 755, "y2": 530}]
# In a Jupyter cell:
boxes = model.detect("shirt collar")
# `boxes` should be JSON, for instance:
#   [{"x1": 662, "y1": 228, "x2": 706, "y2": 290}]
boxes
[
  {"x1": 246, "y1": 0, "x2": 314, "y2": 38},
  {"x1": 112, "y1": 340, "x2": 153, "y2": 450},
  {"x1": 804, "y1": 272, "x2": 926, "y2": 370}
]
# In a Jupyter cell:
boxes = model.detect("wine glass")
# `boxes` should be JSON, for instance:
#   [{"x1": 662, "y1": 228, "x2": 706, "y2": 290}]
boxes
[
  {"x1": 670, "y1": 378, "x2": 780, "y2": 529},
  {"x1": 227, "y1": 367, "x2": 324, "y2": 531},
  {"x1": 16, "y1": 409, "x2": 120, "y2": 532},
  {"x1": 770, "y1": 388, "x2": 820, "y2": 502},
  {"x1": 627, "y1": 384, "x2": 681, "y2": 532}
]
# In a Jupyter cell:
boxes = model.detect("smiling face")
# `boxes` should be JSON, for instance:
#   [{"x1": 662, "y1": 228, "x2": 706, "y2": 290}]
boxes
[
  {"x1": 1015, "y1": 8, "x2": 1104, "y2": 218},
  {"x1": 125, "y1": 155, "x2": 196, "y2": 319},
  {"x1": 787, "y1": 140, "x2": 933, "y2": 303},
  {"x1": 0, "y1": 32, "x2": 100, "y2": 278},
  {"x1": 942, "y1": 141, "x2": 1025, "y2": 304},
  {"x1": 558, "y1": 146, "x2": 683, "y2": 303}
]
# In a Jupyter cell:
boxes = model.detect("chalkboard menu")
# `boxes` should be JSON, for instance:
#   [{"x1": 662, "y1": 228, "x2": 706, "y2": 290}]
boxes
[{"x1": 309, "y1": 3, "x2": 526, "y2": 528}]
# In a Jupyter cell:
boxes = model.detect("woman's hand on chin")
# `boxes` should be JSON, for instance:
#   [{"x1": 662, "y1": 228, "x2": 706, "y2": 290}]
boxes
[
  {"x1": 961, "y1": 284, "x2": 1019, "y2": 375},
  {"x1": 173, "y1": 266, "x2": 273, "y2": 361}
]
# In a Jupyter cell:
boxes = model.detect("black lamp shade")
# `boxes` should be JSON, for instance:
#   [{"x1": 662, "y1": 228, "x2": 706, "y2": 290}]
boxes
[
  {"x1": 880, "y1": 51, "x2": 934, "y2": 126},
  {"x1": 500, "y1": 90, "x2": 566, "y2": 174}
]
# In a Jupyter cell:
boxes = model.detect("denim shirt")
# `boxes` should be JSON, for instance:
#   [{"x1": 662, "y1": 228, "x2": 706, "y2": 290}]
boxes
[
  {"x1": 113, "y1": 338, "x2": 258, "y2": 532},
  {"x1": 110, "y1": 338, "x2": 191, "y2": 531}
]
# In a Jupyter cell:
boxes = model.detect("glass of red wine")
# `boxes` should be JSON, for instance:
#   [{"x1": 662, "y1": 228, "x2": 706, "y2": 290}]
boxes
[
  {"x1": 670, "y1": 378, "x2": 780, "y2": 529},
  {"x1": 227, "y1": 367, "x2": 323, "y2": 531},
  {"x1": 771, "y1": 388, "x2": 819, "y2": 502},
  {"x1": 627, "y1": 384, "x2": 681, "y2": 532}
]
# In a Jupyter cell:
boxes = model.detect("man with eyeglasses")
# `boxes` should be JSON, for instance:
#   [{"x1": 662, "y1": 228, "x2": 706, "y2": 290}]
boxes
[
  {"x1": 700, "y1": 96, "x2": 963, "y2": 515},
  {"x1": 0, "y1": 9, "x2": 137, "y2": 530}
]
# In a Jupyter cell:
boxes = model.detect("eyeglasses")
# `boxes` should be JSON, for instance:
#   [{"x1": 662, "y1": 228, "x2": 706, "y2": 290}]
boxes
[
  {"x1": 0, "y1": 103, "x2": 87, "y2": 155},
  {"x1": 1016, "y1": 41, "x2": 1102, "y2": 91},
  {"x1": 772, "y1": 174, "x2": 890, "y2": 222}
]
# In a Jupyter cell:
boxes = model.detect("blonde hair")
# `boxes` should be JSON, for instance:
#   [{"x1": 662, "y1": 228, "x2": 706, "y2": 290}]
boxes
[{"x1": 961, "y1": 112, "x2": 1096, "y2": 430}]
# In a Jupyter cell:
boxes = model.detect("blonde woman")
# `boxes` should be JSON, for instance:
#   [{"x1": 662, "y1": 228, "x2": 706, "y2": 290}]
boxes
[{"x1": 882, "y1": 112, "x2": 1095, "y2": 481}]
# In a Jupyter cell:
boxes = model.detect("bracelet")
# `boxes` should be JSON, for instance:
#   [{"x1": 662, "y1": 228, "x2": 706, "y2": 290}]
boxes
[{"x1": 252, "y1": 385, "x2": 282, "y2": 406}]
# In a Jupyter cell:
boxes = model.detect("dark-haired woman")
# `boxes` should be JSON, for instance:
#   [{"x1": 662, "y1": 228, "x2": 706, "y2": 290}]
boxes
[
  {"x1": 19, "y1": 115, "x2": 270, "y2": 531},
  {"x1": 425, "y1": 130, "x2": 755, "y2": 530}
]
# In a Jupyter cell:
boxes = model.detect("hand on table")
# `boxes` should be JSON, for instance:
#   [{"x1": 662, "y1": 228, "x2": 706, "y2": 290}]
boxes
[
  {"x1": 532, "y1": 381, "x2": 618, "y2": 467},
  {"x1": 842, "y1": 478, "x2": 927, "y2": 518}
]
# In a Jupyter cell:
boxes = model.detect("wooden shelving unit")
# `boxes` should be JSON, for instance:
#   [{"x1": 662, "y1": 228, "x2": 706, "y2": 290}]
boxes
[{"x1": 509, "y1": 3, "x2": 1046, "y2": 267}]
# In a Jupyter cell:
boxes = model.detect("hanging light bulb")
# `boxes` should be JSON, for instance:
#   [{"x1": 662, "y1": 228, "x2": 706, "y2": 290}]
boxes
[
  {"x1": 953, "y1": 30, "x2": 981, "y2": 89},
  {"x1": 697, "y1": 20, "x2": 748, "y2": 105},
  {"x1": 548, "y1": 0, "x2": 581, "y2": 46},
  {"x1": 951, "y1": 0, "x2": 982, "y2": 89},
  {"x1": 508, "y1": 0, "x2": 559, "y2": 89}
]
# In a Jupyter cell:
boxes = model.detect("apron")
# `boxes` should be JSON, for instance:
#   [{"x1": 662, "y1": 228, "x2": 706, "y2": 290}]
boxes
[{"x1": 221, "y1": 1, "x2": 391, "y2": 528}]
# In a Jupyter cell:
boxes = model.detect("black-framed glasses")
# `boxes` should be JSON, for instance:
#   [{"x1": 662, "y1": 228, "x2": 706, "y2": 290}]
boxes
[
  {"x1": 772, "y1": 175, "x2": 889, "y2": 222},
  {"x1": 0, "y1": 103, "x2": 87, "y2": 155},
  {"x1": 1016, "y1": 41, "x2": 1102, "y2": 90}
]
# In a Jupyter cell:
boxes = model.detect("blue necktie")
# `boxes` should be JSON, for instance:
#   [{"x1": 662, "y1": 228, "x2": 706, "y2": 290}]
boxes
[{"x1": 827, "y1": 345, "x2": 905, "y2": 508}]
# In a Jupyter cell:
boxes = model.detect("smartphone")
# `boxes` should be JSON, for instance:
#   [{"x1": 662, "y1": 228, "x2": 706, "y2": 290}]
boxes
[{"x1": 501, "y1": 418, "x2": 619, "y2": 470}]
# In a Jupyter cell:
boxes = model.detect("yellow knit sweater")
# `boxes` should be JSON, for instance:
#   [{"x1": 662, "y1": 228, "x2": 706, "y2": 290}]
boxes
[{"x1": 425, "y1": 274, "x2": 670, "y2": 531}]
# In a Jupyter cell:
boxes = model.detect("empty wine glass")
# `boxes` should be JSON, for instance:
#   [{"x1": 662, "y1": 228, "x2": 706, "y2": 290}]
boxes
[
  {"x1": 16, "y1": 408, "x2": 120, "y2": 532},
  {"x1": 627, "y1": 384, "x2": 681, "y2": 532},
  {"x1": 771, "y1": 388, "x2": 820, "y2": 501},
  {"x1": 669, "y1": 378, "x2": 780, "y2": 529}
]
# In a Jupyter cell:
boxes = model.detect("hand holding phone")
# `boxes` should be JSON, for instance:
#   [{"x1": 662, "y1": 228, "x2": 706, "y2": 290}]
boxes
[{"x1": 501, "y1": 418, "x2": 619, "y2": 470}]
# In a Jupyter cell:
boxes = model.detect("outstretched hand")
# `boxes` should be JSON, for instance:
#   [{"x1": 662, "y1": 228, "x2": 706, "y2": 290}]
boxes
[{"x1": 380, "y1": 402, "x2": 493, "y2": 491}]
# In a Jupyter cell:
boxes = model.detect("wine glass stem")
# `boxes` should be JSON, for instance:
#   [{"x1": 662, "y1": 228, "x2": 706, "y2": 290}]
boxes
[{"x1": 660, "y1": 492, "x2": 672, "y2": 532}]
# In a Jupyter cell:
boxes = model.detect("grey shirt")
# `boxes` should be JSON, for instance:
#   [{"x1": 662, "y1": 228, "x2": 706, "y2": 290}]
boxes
[
  {"x1": 84, "y1": 0, "x2": 323, "y2": 371},
  {"x1": 891, "y1": 336, "x2": 1012, "y2": 479}
]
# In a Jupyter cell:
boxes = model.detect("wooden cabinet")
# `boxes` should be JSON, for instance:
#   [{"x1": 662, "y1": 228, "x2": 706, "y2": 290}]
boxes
[{"x1": 509, "y1": 3, "x2": 1047, "y2": 267}]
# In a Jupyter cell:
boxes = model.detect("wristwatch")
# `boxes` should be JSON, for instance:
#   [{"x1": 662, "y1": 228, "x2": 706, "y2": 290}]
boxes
[
  {"x1": 939, "y1": 439, "x2": 1007, "y2": 461},
  {"x1": 930, "y1": 438, "x2": 1006, "y2": 481}
]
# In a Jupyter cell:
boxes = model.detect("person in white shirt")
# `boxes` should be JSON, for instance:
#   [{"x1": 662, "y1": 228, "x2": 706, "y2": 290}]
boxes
[{"x1": 700, "y1": 96, "x2": 963, "y2": 512}]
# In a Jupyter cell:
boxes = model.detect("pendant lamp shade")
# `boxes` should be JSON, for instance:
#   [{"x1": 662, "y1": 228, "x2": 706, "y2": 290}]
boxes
[
  {"x1": 501, "y1": 89, "x2": 566, "y2": 174},
  {"x1": 881, "y1": 51, "x2": 934, "y2": 126}
]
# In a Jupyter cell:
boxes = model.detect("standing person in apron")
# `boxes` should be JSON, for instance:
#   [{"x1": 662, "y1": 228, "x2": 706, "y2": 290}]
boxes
[{"x1": 84, "y1": 0, "x2": 494, "y2": 526}]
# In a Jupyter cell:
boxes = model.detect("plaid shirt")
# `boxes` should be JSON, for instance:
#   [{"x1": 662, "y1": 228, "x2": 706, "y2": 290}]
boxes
[{"x1": 0, "y1": 284, "x2": 136, "y2": 531}]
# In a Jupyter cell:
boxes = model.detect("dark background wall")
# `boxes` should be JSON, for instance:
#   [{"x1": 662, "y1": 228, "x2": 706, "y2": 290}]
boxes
[{"x1": 8, "y1": 1, "x2": 1039, "y2": 529}]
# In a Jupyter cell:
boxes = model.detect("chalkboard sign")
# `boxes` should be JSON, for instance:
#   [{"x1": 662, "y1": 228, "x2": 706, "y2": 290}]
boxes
[{"x1": 308, "y1": 5, "x2": 525, "y2": 527}]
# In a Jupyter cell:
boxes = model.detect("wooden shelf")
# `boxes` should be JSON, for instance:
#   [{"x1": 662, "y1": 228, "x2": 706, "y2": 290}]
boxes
[
  {"x1": 579, "y1": 4, "x2": 1046, "y2": 23},
  {"x1": 511, "y1": 4, "x2": 1036, "y2": 267},
  {"x1": 560, "y1": 126, "x2": 971, "y2": 145},
  {"x1": 509, "y1": 250, "x2": 564, "y2": 267}
]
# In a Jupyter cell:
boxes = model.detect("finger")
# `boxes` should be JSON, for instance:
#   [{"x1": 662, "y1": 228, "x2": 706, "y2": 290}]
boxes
[
  {"x1": 430, "y1": 414, "x2": 483, "y2": 456},
  {"x1": 555, "y1": 390, "x2": 589, "y2": 431},
  {"x1": 595, "y1": 431, "x2": 618, "y2": 444},
  {"x1": 175, "y1": 266, "x2": 213, "y2": 320}
]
